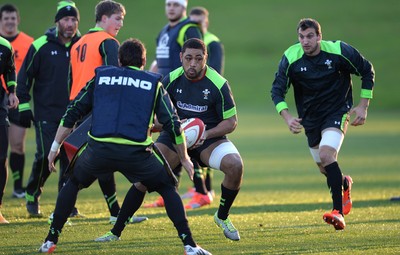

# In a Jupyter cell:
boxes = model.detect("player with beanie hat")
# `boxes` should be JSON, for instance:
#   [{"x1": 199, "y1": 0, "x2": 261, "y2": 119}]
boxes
[
  {"x1": 55, "y1": 0, "x2": 79, "y2": 22},
  {"x1": 166, "y1": 0, "x2": 188, "y2": 8}
]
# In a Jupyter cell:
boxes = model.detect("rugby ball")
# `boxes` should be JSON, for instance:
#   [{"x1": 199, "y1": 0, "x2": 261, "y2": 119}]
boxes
[{"x1": 181, "y1": 118, "x2": 205, "y2": 149}]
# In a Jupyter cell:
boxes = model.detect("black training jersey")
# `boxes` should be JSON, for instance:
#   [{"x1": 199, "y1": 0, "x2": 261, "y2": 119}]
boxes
[
  {"x1": 162, "y1": 66, "x2": 236, "y2": 130},
  {"x1": 271, "y1": 40, "x2": 374, "y2": 127},
  {"x1": 17, "y1": 27, "x2": 81, "y2": 122},
  {"x1": 0, "y1": 36, "x2": 16, "y2": 123}
]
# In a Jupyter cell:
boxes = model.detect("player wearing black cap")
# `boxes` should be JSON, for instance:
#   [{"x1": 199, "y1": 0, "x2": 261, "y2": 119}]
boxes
[{"x1": 17, "y1": 0, "x2": 80, "y2": 217}]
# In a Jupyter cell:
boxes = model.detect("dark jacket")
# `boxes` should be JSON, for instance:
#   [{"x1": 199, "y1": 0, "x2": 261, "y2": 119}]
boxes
[{"x1": 17, "y1": 27, "x2": 81, "y2": 122}]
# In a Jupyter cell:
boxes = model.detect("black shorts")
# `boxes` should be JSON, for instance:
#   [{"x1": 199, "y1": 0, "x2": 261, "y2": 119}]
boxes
[
  {"x1": 305, "y1": 110, "x2": 350, "y2": 147},
  {"x1": 156, "y1": 131, "x2": 227, "y2": 167},
  {"x1": 7, "y1": 108, "x2": 21, "y2": 126},
  {"x1": 72, "y1": 142, "x2": 175, "y2": 192}
]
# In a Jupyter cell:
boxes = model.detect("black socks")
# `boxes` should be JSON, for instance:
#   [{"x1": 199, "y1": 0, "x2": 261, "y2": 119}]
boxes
[
  {"x1": 325, "y1": 162, "x2": 343, "y2": 215},
  {"x1": 217, "y1": 184, "x2": 239, "y2": 220}
]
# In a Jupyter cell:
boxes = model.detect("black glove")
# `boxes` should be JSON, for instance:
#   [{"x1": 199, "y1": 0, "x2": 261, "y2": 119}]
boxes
[{"x1": 19, "y1": 109, "x2": 34, "y2": 128}]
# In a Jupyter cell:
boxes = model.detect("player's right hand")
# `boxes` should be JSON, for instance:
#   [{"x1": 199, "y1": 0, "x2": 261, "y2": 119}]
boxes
[
  {"x1": 48, "y1": 150, "x2": 58, "y2": 173},
  {"x1": 181, "y1": 157, "x2": 194, "y2": 181},
  {"x1": 287, "y1": 117, "x2": 303, "y2": 134}
]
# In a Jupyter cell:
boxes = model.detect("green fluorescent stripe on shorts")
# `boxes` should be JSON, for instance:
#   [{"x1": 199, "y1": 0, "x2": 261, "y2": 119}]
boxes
[{"x1": 341, "y1": 113, "x2": 348, "y2": 131}]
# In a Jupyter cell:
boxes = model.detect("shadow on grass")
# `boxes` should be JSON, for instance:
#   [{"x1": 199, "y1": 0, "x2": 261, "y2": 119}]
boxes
[
  {"x1": 7, "y1": 197, "x2": 398, "y2": 227},
  {"x1": 185, "y1": 198, "x2": 400, "y2": 216}
]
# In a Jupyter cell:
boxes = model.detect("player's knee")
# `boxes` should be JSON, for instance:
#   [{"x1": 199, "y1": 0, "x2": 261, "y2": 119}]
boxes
[
  {"x1": 221, "y1": 155, "x2": 243, "y2": 180},
  {"x1": 10, "y1": 142, "x2": 24, "y2": 153},
  {"x1": 318, "y1": 147, "x2": 336, "y2": 165}
]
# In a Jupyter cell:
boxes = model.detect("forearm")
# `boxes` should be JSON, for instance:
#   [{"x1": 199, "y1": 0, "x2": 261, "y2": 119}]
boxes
[
  {"x1": 50, "y1": 126, "x2": 73, "y2": 153},
  {"x1": 206, "y1": 116, "x2": 237, "y2": 139},
  {"x1": 358, "y1": 98, "x2": 370, "y2": 109},
  {"x1": 280, "y1": 109, "x2": 292, "y2": 123},
  {"x1": 54, "y1": 126, "x2": 73, "y2": 144},
  {"x1": 174, "y1": 142, "x2": 190, "y2": 162},
  {"x1": 173, "y1": 142, "x2": 193, "y2": 180}
]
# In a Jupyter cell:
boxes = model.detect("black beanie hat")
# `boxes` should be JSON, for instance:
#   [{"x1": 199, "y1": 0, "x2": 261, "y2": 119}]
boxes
[{"x1": 55, "y1": 1, "x2": 80, "y2": 22}]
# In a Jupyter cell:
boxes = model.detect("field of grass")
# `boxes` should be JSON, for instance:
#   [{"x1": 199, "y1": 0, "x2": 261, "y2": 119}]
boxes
[
  {"x1": 2, "y1": 1, "x2": 399, "y2": 254},
  {"x1": 2, "y1": 110, "x2": 399, "y2": 255}
]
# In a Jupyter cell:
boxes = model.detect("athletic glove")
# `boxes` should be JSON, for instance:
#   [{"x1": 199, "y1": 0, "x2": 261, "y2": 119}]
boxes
[{"x1": 19, "y1": 109, "x2": 34, "y2": 128}]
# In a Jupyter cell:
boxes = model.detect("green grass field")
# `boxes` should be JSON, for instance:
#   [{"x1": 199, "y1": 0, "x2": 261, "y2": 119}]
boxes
[
  {"x1": 2, "y1": 0, "x2": 400, "y2": 254},
  {"x1": 2, "y1": 110, "x2": 400, "y2": 255}
]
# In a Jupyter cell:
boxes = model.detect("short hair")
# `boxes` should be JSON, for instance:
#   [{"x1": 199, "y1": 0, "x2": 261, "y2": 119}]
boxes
[
  {"x1": 0, "y1": 4, "x2": 19, "y2": 19},
  {"x1": 118, "y1": 38, "x2": 146, "y2": 67},
  {"x1": 297, "y1": 18, "x2": 322, "y2": 35},
  {"x1": 189, "y1": 6, "x2": 209, "y2": 17},
  {"x1": 181, "y1": 38, "x2": 207, "y2": 55},
  {"x1": 95, "y1": 0, "x2": 126, "y2": 23}
]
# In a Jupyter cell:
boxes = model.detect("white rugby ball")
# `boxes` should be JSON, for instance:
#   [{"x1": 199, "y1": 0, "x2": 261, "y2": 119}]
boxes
[{"x1": 181, "y1": 118, "x2": 205, "y2": 149}]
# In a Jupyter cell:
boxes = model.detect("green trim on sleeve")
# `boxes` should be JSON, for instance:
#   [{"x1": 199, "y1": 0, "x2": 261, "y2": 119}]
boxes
[
  {"x1": 276, "y1": 101, "x2": 288, "y2": 114},
  {"x1": 7, "y1": 81, "x2": 17, "y2": 87},
  {"x1": 18, "y1": 103, "x2": 31, "y2": 112},
  {"x1": 223, "y1": 107, "x2": 237, "y2": 119},
  {"x1": 175, "y1": 132, "x2": 185, "y2": 145},
  {"x1": 360, "y1": 89, "x2": 373, "y2": 99}
]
